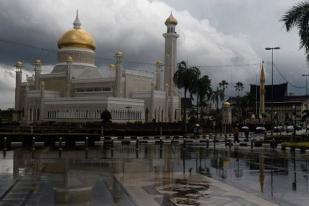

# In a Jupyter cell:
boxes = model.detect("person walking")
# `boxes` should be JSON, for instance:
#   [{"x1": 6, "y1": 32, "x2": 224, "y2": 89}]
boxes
[
  {"x1": 233, "y1": 127, "x2": 240, "y2": 143},
  {"x1": 245, "y1": 129, "x2": 249, "y2": 142}
]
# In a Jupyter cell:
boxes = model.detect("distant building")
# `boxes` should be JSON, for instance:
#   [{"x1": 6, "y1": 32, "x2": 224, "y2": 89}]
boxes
[
  {"x1": 250, "y1": 82, "x2": 308, "y2": 124},
  {"x1": 14, "y1": 12, "x2": 181, "y2": 124}
]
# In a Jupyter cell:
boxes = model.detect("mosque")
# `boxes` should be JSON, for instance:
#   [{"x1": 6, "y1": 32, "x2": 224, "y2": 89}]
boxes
[{"x1": 14, "y1": 12, "x2": 181, "y2": 124}]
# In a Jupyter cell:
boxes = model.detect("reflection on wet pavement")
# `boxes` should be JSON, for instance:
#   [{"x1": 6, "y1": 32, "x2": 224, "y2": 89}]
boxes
[{"x1": 0, "y1": 144, "x2": 308, "y2": 205}]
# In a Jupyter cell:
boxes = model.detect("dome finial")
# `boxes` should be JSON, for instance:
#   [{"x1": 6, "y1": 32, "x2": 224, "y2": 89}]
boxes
[
  {"x1": 73, "y1": 10, "x2": 81, "y2": 29},
  {"x1": 165, "y1": 12, "x2": 178, "y2": 26}
]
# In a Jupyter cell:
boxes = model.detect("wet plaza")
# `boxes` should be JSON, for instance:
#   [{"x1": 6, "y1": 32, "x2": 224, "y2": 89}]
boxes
[{"x1": 0, "y1": 143, "x2": 308, "y2": 205}]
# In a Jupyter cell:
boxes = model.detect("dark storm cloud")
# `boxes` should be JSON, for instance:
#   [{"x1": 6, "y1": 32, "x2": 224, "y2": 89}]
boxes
[
  {"x1": 1, "y1": 0, "x2": 304, "y2": 108},
  {"x1": 162, "y1": 0, "x2": 308, "y2": 92}
]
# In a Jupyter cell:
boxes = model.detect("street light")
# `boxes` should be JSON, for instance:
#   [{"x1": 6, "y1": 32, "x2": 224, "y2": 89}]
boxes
[
  {"x1": 292, "y1": 105, "x2": 296, "y2": 136},
  {"x1": 265, "y1": 47, "x2": 280, "y2": 136}
]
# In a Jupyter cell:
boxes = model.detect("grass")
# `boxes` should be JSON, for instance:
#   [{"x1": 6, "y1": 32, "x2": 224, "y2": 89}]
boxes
[{"x1": 282, "y1": 142, "x2": 309, "y2": 149}]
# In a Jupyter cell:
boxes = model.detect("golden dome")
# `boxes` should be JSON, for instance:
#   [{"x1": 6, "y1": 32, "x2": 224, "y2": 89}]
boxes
[
  {"x1": 165, "y1": 13, "x2": 178, "y2": 25},
  {"x1": 223, "y1": 101, "x2": 230, "y2": 108},
  {"x1": 15, "y1": 61, "x2": 23, "y2": 67},
  {"x1": 57, "y1": 12, "x2": 95, "y2": 50},
  {"x1": 58, "y1": 28, "x2": 95, "y2": 50}
]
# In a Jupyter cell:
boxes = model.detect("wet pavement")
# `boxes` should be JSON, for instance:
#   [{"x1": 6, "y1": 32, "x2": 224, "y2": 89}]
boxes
[{"x1": 0, "y1": 144, "x2": 308, "y2": 205}]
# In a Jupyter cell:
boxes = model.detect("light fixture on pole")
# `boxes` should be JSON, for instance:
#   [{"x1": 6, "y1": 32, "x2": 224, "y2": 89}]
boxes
[{"x1": 265, "y1": 47, "x2": 280, "y2": 136}]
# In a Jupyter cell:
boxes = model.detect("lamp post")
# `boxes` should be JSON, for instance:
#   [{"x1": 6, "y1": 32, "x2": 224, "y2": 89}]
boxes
[
  {"x1": 292, "y1": 105, "x2": 296, "y2": 136},
  {"x1": 265, "y1": 47, "x2": 280, "y2": 136}
]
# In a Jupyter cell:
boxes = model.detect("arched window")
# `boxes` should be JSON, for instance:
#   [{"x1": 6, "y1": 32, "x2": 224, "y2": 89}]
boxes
[
  {"x1": 161, "y1": 109, "x2": 164, "y2": 122},
  {"x1": 145, "y1": 108, "x2": 149, "y2": 122},
  {"x1": 174, "y1": 109, "x2": 177, "y2": 121}
]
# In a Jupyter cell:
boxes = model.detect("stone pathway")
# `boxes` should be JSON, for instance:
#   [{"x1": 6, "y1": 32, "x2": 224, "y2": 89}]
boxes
[
  {"x1": 114, "y1": 172, "x2": 279, "y2": 206},
  {"x1": 0, "y1": 175, "x2": 35, "y2": 206}
]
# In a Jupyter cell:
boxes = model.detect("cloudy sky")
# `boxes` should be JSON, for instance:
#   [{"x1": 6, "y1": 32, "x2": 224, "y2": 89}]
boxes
[{"x1": 0, "y1": 0, "x2": 307, "y2": 109}]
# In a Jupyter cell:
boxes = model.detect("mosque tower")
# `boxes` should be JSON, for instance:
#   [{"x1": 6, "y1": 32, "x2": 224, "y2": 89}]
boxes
[
  {"x1": 15, "y1": 61, "x2": 23, "y2": 113},
  {"x1": 163, "y1": 13, "x2": 179, "y2": 122},
  {"x1": 34, "y1": 59, "x2": 42, "y2": 90},
  {"x1": 259, "y1": 63, "x2": 265, "y2": 118},
  {"x1": 114, "y1": 51, "x2": 124, "y2": 97},
  {"x1": 163, "y1": 13, "x2": 178, "y2": 96}
]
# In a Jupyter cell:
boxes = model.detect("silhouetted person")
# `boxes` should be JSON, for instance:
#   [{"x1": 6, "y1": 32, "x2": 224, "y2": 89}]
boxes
[
  {"x1": 189, "y1": 168, "x2": 193, "y2": 176},
  {"x1": 245, "y1": 130, "x2": 249, "y2": 142},
  {"x1": 233, "y1": 127, "x2": 239, "y2": 143}
]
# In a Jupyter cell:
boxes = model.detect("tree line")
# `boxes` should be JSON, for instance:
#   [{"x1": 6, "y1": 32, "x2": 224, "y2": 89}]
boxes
[{"x1": 173, "y1": 61, "x2": 255, "y2": 125}]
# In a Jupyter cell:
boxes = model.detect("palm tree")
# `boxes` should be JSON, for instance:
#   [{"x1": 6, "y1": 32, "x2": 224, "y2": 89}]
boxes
[
  {"x1": 188, "y1": 66, "x2": 201, "y2": 100},
  {"x1": 219, "y1": 80, "x2": 228, "y2": 100},
  {"x1": 281, "y1": 1, "x2": 309, "y2": 60},
  {"x1": 196, "y1": 75, "x2": 212, "y2": 120},
  {"x1": 234, "y1": 82, "x2": 244, "y2": 96},
  {"x1": 210, "y1": 80, "x2": 228, "y2": 112},
  {"x1": 173, "y1": 61, "x2": 200, "y2": 123},
  {"x1": 211, "y1": 87, "x2": 224, "y2": 112}
]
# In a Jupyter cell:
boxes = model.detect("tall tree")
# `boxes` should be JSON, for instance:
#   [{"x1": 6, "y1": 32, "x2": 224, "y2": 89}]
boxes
[
  {"x1": 211, "y1": 87, "x2": 224, "y2": 112},
  {"x1": 173, "y1": 61, "x2": 200, "y2": 123},
  {"x1": 195, "y1": 75, "x2": 212, "y2": 120},
  {"x1": 234, "y1": 82, "x2": 244, "y2": 96},
  {"x1": 219, "y1": 80, "x2": 228, "y2": 100},
  {"x1": 188, "y1": 66, "x2": 201, "y2": 101},
  {"x1": 281, "y1": 1, "x2": 309, "y2": 60}
]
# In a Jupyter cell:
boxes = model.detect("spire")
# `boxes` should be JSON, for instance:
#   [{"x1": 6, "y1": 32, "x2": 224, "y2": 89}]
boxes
[
  {"x1": 73, "y1": 10, "x2": 81, "y2": 29},
  {"x1": 260, "y1": 62, "x2": 265, "y2": 82}
]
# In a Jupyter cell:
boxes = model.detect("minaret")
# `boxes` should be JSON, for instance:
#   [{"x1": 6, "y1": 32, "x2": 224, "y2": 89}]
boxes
[
  {"x1": 165, "y1": 83, "x2": 169, "y2": 122},
  {"x1": 34, "y1": 59, "x2": 42, "y2": 90},
  {"x1": 40, "y1": 81, "x2": 45, "y2": 121},
  {"x1": 259, "y1": 63, "x2": 266, "y2": 118},
  {"x1": 15, "y1": 61, "x2": 23, "y2": 113},
  {"x1": 163, "y1": 13, "x2": 179, "y2": 122},
  {"x1": 155, "y1": 60, "x2": 163, "y2": 90},
  {"x1": 163, "y1": 12, "x2": 178, "y2": 96},
  {"x1": 114, "y1": 51, "x2": 123, "y2": 98}
]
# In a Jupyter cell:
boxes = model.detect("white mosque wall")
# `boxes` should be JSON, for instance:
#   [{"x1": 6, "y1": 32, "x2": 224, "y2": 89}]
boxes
[
  {"x1": 124, "y1": 71, "x2": 153, "y2": 98},
  {"x1": 38, "y1": 96, "x2": 145, "y2": 123}
]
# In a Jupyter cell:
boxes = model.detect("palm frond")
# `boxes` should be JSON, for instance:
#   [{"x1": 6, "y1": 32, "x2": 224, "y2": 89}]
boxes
[{"x1": 281, "y1": 1, "x2": 309, "y2": 31}]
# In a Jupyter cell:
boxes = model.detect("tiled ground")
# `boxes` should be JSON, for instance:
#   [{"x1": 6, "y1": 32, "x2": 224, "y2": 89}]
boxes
[{"x1": 114, "y1": 172, "x2": 279, "y2": 206}]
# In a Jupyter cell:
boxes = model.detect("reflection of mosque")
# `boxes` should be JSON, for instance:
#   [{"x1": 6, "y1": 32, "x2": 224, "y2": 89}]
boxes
[
  {"x1": 10, "y1": 147, "x2": 309, "y2": 204},
  {"x1": 11, "y1": 146, "x2": 182, "y2": 205}
]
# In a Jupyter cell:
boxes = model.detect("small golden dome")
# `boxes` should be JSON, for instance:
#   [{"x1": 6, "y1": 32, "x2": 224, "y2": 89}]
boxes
[
  {"x1": 165, "y1": 13, "x2": 178, "y2": 25},
  {"x1": 15, "y1": 61, "x2": 23, "y2": 67},
  {"x1": 155, "y1": 60, "x2": 162, "y2": 65},
  {"x1": 33, "y1": 59, "x2": 42, "y2": 65},
  {"x1": 115, "y1": 51, "x2": 123, "y2": 57},
  {"x1": 223, "y1": 101, "x2": 230, "y2": 108},
  {"x1": 66, "y1": 56, "x2": 73, "y2": 63},
  {"x1": 57, "y1": 12, "x2": 95, "y2": 50}
]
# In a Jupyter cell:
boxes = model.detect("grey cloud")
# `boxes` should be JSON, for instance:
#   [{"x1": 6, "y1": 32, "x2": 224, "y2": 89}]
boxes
[{"x1": 1, "y1": 0, "x2": 300, "y2": 108}]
